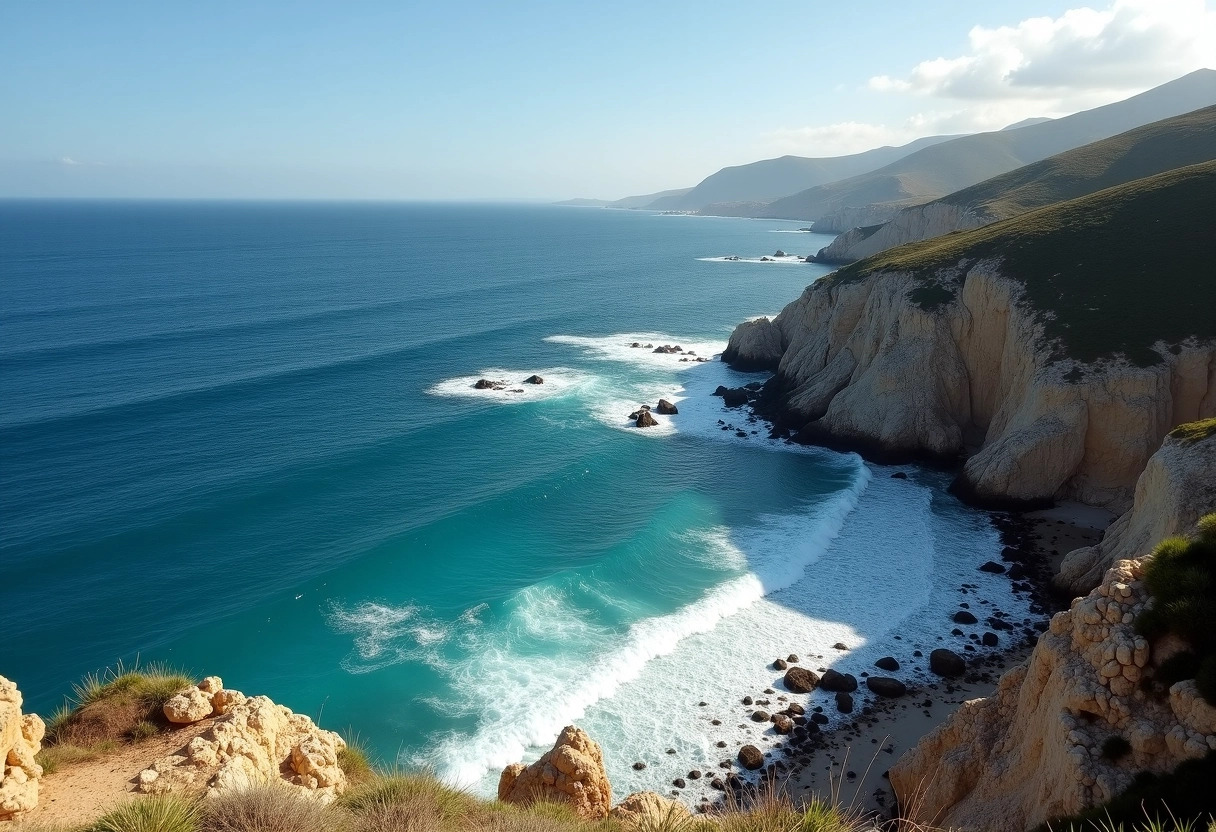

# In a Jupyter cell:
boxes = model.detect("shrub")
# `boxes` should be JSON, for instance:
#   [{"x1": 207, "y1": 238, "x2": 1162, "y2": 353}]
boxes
[
  {"x1": 336, "y1": 735, "x2": 374, "y2": 784},
  {"x1": 339, "y1": 773, "x2": 475, "y2": 820},
  {"x1": 90, "y1": 794, "x2": 201, "y2": 832},
  {"x1": 200, "y1": 785, "x2": 333, "y2": 832},
  {"x1": 1101, "y1": 736, "x2": 1132, "y2": 761},
  {"x1": 49, "y1": 660, "x2": 194, "y2": 747}
]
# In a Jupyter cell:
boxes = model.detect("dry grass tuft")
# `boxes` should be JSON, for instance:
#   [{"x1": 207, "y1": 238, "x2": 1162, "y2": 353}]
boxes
[
  {"x1": 47, "y1": 660, "x2": 194, "y2": 749},
  {"x1": 200, "y1": 785, "x2": 333, "y2": 832}
]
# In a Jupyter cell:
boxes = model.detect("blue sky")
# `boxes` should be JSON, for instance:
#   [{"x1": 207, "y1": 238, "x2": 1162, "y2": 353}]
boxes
[{"x1": 1, "y1": 0, "x2": 1213, "y2": 199}]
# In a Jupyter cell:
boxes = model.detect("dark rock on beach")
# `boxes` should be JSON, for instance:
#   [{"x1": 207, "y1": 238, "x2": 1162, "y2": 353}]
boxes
[
  {"x1": 875, "y1": 656, "x2": 900, "y2": 672},
  {"x1": 738, "y1": 745, "x2": 764, "y2": 770},
  {"x1": 819, "y1": 669, "x2": 857, "y2": 693},
  {"x1": 953, "y1": 610, "x2": 979, "y2": 625},
  {"x1": 929, "y1": 648, "x2": 967, "y2": 678},
  {"x1": 866, "y1": 677, "x2": 907, "y2": 698},
  {"x1": 782, "y1": 667, "x2": 820, "y2": 693}
]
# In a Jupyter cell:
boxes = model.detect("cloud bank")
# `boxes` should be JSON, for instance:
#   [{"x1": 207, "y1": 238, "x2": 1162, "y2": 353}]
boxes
[{"x1": 770, "y1": 0, "x2": 1216, "y2": 156}]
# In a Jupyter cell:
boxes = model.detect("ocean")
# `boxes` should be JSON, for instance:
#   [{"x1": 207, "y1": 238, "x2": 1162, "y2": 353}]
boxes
[{"x1": 0, "y1": 200, "x2": 1028, "y2": 799}]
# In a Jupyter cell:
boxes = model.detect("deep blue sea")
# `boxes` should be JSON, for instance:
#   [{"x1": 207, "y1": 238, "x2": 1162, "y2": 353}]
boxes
[{"x1": 0, "y1": 201, "x2": 1025, "y2": 798}]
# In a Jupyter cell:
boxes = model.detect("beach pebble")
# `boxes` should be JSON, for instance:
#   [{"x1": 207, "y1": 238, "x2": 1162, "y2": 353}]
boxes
[{"x1": 875, "y1": 657, "x2": 900, "y2": 672}]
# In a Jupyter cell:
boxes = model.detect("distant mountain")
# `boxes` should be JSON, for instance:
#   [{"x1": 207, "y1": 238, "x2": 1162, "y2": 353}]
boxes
[
  {"x1": 816, "y1": 104, "x2": 1216, "y2": 263},
  {"x1": 661, "y1": 134, "x2": 962, "y2": 212},
  {"x1": 608, "y1": 187, "x2": 692, "y2": 209},
  {"x1": 751, "y1": 68, "x2": 1216, "y2": 227},
  {"x1": 553, "y1": 198, "x2": 612, "y2": 207},
  {"x1": 1002, "y1": 117, "x2": 1053, "y2": 131}
]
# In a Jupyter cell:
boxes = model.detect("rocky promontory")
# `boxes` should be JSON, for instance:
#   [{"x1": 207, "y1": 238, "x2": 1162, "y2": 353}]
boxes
[{"x1": 724, "y1": 163, "x2": 1216, "y2": 510}]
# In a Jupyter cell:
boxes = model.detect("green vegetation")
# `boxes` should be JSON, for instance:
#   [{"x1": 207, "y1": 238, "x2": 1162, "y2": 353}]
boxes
[
  {"x1": 45, "y1": 660, "x2": 194, "y2": 749},
  {"x1": 336, "y1": 735, "x2": 375, "y2": 785},
  {"x1": 90, "y1": 795, "x2": 202, "y2": 832},
  {"x1": 941, "y1": 105, "x2": 1216, "y2": 220},
  {"x1": 831, "y1": 161, "x2": 1216, "y2": 366},
  {"x1": 1169, "y1": 418, "x2": 1216, "y2": 443},
  {"x1": 1135, "y1": 514, "x2": 1216, "y2": 705},
  {"x1": 1042, "y1": 753, "x2": 1216, "y2": 832}
]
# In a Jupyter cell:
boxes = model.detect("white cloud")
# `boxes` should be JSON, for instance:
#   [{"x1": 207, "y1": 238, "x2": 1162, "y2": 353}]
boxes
[
  {"x1": 870, "y1": 0, "x2": 1216, "y2": 101},
  {"x1": 768, "y1": 0, "x2": 1215, "y2": 157},
  {"x1": 59, "y1": 156, "x2": 82, "y2": 166}
]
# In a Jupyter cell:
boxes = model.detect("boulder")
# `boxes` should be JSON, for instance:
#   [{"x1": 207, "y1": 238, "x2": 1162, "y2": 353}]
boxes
[
  {"x1": 774, "y1": 250, "x2": 787, "y2": 257},
  {"x1": 750, "y1": 711, "x2": 770, "y2": 722},
  {"x1": 979, "y1": 561, "x2": 1007, "y2": 574},
  {"x1": 835, "y1": 692, "x2": 854, "y2": 713},
  {"x1": 656, "y1": 399, "x2": 678, "y2": 415},
  {"x1": 783, "y1": 667, "x2": 820, "y2": 693},
  {"x1": 524, "y1": 375, "x2": 544, "y2": 385},
  {"x1": 773, "y1": 658, "x2": 788, "y2": 670},
  {"x1": 953, "y1": 610, "x2": 978, "y2": 625},
  {"x1": 498, "y1": 726, "x2": 612, "y2": 819},
  {"x1": 875, "y1": 657, "x2": 901, "y2": 672},
  {"x1": 737, "y1": 745, "x2": 764, "y2": 770},
  {"x1": 163, "y1": 685, "x2": 214, "y2": 724},
  {"x1": 771, "y1": 714, "x2": 794, "y2": 734},
  {"x1": 635, "y1": 410, "x2": 658, "y2": 428},
  {"x1": 473, "y1": 379, "x2": 501, "y2": 390},
  {"x1": 610, "y1": 792, "x2": 691, "y2": 829},
  {"x1": 819, "y1": 669, "x2": 858, "y2": 693},
  {"x1": 713, "y1": 386, "x2": 751, "y2": 408},
  {"x1": 929, "y1": 649, "x2": 967, "y2": 678},
  {"x1": 139, "y1": 684, "x2": 346, "y2": 803},
  {"x1": 0, "y1": 677, "x2": 44, "y2": 821},
  {"x1": 866, "y1": 677, "x2": 907, "y2": 698}
]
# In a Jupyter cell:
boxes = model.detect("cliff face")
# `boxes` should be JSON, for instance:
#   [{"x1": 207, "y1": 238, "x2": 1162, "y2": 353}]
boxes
[
  {"x1": 890, "y1": 553, "x2": 1216, "y2": 831},
  {"x1": 724, "y1": 266, "x2": 1216, "y2": 510},
  {"x1": 815, "y1": 203, "x2": 992, "y2": 264},
  {"x1": 1, "y1": 677, "x2": 45, "y2": 820},
  {"x1": 810, "y1": 203, "x2": 907, "y2": 235},
  {"x1": 1057, "y1": 429, "x2": 1216, "y2": 594}
]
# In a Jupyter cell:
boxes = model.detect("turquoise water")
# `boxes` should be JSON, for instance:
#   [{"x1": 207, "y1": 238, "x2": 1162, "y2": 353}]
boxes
[{"x1": 0, "y1": 201, "x2": 1024, "y2": 799}]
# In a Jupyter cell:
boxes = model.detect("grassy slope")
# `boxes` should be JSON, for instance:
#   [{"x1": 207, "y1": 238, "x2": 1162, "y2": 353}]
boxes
[
  {"x1": 938, "y1": 105, "x2": 1216, "y2": 219},
  {"x1": 757, "y1": 69, "x2": 1216, "y2": 221},
  {"x1": 829, "y1": 161, "x2": 1216, "y2": 366}
]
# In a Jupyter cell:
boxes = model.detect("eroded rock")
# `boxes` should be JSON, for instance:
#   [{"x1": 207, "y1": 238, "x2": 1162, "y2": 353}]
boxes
[{"x1": 498, "y1": 726, "x2": 612, "y2": 819}]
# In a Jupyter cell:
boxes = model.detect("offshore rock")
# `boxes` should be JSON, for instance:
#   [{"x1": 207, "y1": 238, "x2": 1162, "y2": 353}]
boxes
[{"x1": 498, "y1": 726, "x2": 612, "y2": 819}]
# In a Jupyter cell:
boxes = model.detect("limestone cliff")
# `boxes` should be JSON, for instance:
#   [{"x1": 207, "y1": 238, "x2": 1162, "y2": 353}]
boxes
[
  {"x1": 890, "y1": 551, "x2": 1216, "y2": 830},
  {"x1": 725, "y1": 164, "x2": 1216, "y2": 510},
  {"x1": 137, "y1": 676, "x2": 347, "y2": 802},
  {"x1": 725, "y1": 265, "x2": 1215, "y2": 510},
  {"x1": 1057, "y1": 426, "x2": 1216, "y2": 594},
  {"x1": 1, "y1": 676, "x2": 45, "y2": 820},
  {"x1": 814, "y1": 202, "x2": 991, "y2": 264},
  {"x1": 810, "y1": 203, "x2": 908, "y2": 235}
]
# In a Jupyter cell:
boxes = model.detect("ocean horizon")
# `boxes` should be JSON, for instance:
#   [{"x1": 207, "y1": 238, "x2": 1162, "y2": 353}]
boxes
[{"x1": 0, "y1": 200, "x2": 1027, "y2": 800}]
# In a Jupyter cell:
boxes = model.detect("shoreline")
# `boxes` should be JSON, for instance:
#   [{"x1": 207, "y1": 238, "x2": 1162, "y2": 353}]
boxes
[{"x1": 781, "y1": 503, "x2": 1108, "y2": 816}]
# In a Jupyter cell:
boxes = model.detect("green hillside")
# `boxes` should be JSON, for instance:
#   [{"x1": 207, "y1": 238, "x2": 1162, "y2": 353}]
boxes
[
  {"x1": 831, "y1": 161, "x2": 1216, "y2": 367},
  {"x1": 754, "y1": 69, "x2": 1216, "y2": 222},
  {"x1": 941, "y1": 105, "x2": 1216, "y2": 219}
]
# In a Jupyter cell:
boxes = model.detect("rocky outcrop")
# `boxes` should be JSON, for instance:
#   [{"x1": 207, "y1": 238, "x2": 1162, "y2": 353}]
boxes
[
  {"x1": 1057, "y1": 428, "x2": 1216, "y2": 594},
  {"x1": 815, "y1": 202, "x2": 991, "y2": 264},
  {"x1": 725, "y1": 266, "x2": 1216, "y2": 510},
  {"x1": 609, "y1": 791, "x2": 692, "y2": 828},
  {"x1": 811, "y1": 203, "x2": 907, "y2": 235},
  {"x1": 1, "y1": 677, "x2": 45, "y2": 821},
  {"x1": 138, "y1": 677, "x2": 346, "y2": 803},
  {"x1": 891, "y1": 556, "x2": 1216, "y2": 831},
  {"x1": 498, "y1": 726, "x2": 612, "y2": 820}
]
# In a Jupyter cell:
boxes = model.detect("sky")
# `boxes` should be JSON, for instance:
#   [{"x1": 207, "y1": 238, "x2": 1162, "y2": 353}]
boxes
[{"x1": 1, "y1": 0, "x2": 1213, "y2": 200}]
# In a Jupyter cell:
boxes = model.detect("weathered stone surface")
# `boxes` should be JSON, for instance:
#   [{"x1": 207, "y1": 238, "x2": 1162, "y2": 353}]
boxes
[
  {"x1": 656, "y1": 399, "x2": 678, "y2": 415},
  {"x1": 635, "y1": 410, "x2": 658, "y2": 428},
  {"x1": 140, "y1": 685, "x2": 346, "y2": 803},
  {"x1": 610, "y1": 791, "x2": 692, "y2": 828},
  {"x1": 724, "y1": 265, "x2": 1215, "y2": 510},
  {"x1": 498, "y1": 726, "x2": 612, "y2": 819},
  {"x1": 892, "y1": 553, "x2": 1216, "y2": 831},
  {"x1": 0, "y1": 676, "x2": 43, "y2": 820},
  {"x1": 163, "y1": 685, "x2": 214, "y2": 724},
  {"x1": 1057, "y1": 430, "x2": 1216, "y2": 594}
]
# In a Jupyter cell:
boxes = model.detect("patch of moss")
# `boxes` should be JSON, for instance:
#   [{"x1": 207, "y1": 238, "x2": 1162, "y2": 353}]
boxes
[
  {"x1": 1169, "y1": 417, "x2": 1216, "y2": 443},
  {"x1": 828, "y1": 161, "x2": 1216, "y2": 367}
]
